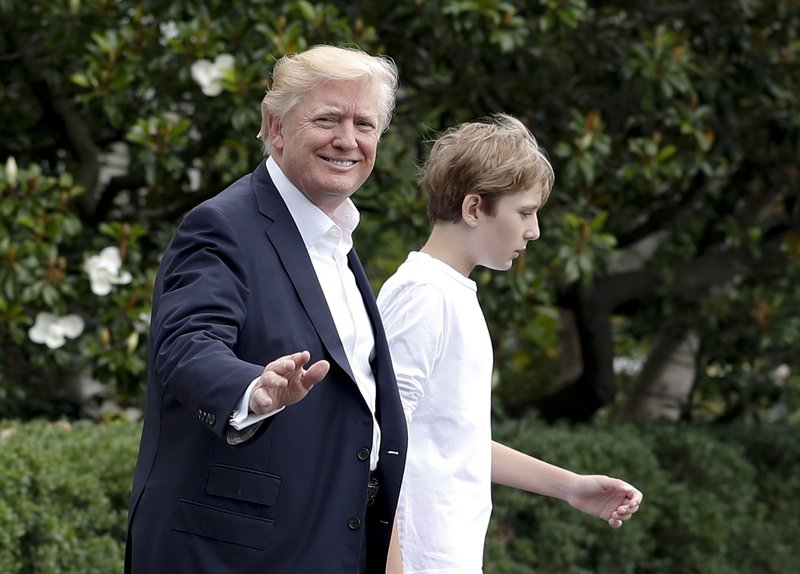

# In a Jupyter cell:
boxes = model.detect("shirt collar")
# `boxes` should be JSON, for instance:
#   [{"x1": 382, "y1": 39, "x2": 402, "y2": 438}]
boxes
[{"x1": 266, "y1": 157, "x2": 360, "y2": 251}]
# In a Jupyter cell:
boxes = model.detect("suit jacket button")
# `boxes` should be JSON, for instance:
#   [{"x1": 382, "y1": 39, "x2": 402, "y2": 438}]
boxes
[
  {"x1": 208, "y1": 413, "x2": 216, "y2": 425},
  {"x1": 357, "y1": 447, "x2": 370, "y2": 461},
  {"x1": 347, "y1": 517, "x2": 362, "y2": 530}
]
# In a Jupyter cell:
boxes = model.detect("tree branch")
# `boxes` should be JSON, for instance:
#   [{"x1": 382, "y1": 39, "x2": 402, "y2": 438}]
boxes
[
  {"x1": 12, "y1": 32, "x2": 100, "y2": 196},
  {"x1": 614, "y1": 171, "x2": 709, "y2": 248}
]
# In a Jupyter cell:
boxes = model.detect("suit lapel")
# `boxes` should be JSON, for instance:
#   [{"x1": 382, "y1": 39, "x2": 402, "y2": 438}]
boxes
[
  {"x1": 347, "y1": 249, "x2": 380, "y2": 345},
  {"x1": 347, "y1": 248, "x2": 392, "y2": 411},
  {"x1": 250, "y1": 162, "x2": 356, "y2": 382},
  {"x1": 349, "y1": 247, "x2": 408, "y2": 460}
]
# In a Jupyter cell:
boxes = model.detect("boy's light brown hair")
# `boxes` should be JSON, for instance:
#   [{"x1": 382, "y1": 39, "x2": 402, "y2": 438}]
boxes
[{"x1": 421, "y1": 113, "x2": 555, "y2": 224}]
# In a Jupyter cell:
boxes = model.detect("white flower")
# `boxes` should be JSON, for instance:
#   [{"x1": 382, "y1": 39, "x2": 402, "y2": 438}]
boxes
[
  {"x1": 774, "y1": 364, "x2": 791, "y2": 380},
  {"x1": 29, "y1": 312, "x2": 85, "y2": 349},
  {"x1": 190, "y1": 54, "x2": 235, "y2": 97},
  {"x1": 187, "y1": 167, "x2": 201, "y2": 191},
  {"x1": 159, "y1": 21, "x2": 180, "y2": 45},
  {"x1": 613, "y1": 355, "x2": 645, "y2": 376},
  {"x1": 97, "y1": 142, "x2": 130, "y2": 188},
  {"x1": 4, "y1": 156, "x2": 17, "y2": 187},
  {"x1": 84, "y1": 246, "x2": 132, "y2": 296}
]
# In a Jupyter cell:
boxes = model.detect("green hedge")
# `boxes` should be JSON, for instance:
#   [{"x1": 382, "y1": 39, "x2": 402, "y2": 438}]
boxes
[
  {"x1": 1, "y1": 418, "x2": 797, "y2": 573},
  {"x1": 0, "y1": 419, "x2": 137, "y2": 573},
  {"x1": 488, "y1": 417, "x2": 800, "y2": 574}
]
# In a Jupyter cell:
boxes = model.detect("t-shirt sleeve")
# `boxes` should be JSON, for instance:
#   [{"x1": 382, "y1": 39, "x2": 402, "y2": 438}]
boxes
[{"x1": 378, "y1": 281, "x2": 446, "y2": 422}]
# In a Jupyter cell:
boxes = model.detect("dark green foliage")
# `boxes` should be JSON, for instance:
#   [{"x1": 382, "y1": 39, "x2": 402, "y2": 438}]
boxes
[
  {"x1": 1, "y1": 418, "x2": 798, "y2": 572},
  {"x1": 0, "y1": 419, "x2": 139, "y2": 573},
  {"x1": 487, "y1": 415, "x2": 800, "y2": 574},
  {"x1": 2, "y1": 0, "x2": 799, "y2": 422}
]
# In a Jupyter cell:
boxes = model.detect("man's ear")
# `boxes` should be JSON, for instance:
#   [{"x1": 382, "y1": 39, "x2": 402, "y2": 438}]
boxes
[
  {"x1": 462, "y1": 194, "x2": 482, "y2": 227},
  {"x1": 267, "y1": 115, "x2": 283, "y2": 152}
]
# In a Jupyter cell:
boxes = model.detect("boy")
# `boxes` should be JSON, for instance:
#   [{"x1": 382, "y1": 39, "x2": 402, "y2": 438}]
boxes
[{"x1": 377, "y1": 114, "x2": 643, "y2": 573}]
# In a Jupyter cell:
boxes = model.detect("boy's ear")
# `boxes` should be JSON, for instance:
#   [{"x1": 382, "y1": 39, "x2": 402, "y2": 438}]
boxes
[{"x1": 462, "y1": 194, "x2": 482, "y2": 227}]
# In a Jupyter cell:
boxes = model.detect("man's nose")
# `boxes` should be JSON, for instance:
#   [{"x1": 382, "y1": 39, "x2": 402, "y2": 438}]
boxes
[{"x1": 332, "y1": 122, "x2": 358, "y2": 149}]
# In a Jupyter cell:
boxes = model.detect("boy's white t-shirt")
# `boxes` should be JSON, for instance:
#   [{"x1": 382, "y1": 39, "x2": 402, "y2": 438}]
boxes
[{"x1": 377, "y1": 251, "x2": 494, "y2": 574}]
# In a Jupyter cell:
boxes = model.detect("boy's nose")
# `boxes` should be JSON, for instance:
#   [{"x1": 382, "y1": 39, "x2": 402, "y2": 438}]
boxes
[{"x1": 524, "y1": 225, "x2": 540, "y2": 241}]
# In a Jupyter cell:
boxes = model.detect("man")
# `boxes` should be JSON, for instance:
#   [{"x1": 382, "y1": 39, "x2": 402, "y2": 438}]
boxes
[{"x1": 125, "y1": 45, "x2": 408, "y2": 574}]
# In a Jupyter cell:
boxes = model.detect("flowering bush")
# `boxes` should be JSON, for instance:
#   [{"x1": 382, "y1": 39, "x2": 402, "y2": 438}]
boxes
[
  {"x1": 0, "y1": 160, "x2": 157, "y2": 418},
  {"x1": 0, "y1": 1, "x2": 372, "y2": 420},
  {"x1": 3, "y1": 0, "x2": 799, "y2": 425},
  {"x1": 28, "y1": 312, "x2": 85, "y2": 349},
  {"x1": 190, "y1": 53, "x2": 236, "y2": 97},
  {"x1": 84, "y1": 247, "x2": 133, "y2": 296}
]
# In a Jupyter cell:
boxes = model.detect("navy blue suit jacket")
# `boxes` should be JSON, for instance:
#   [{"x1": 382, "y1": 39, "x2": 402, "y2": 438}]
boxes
[{"x1": 125, "y1": 162, "x2": 407, "y2": 573}]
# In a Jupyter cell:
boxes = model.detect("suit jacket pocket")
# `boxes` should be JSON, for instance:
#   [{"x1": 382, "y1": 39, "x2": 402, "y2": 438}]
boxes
[
  {"x1": 172, "y1": 499, "x2": 274, "y2": 550},
  {"x1": 206, "y1": 463, "x2": 281, "y2": 506}
]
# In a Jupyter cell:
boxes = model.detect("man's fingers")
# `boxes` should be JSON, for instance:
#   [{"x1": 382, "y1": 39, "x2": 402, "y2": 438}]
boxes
[
  {"x1": 256, "y1": 354, "x2": 328, "y2": 412},
  {"x1": 250, "y1": 387, "x2": 274, "y2": 413},
  {"x1": 266, "y1": 350, "x2": 312, "y2": 376},
  {"x1": 289, "y1": 350, "x2": 311, "y2": 369},
  {"x1": 303, "y1": 360, "x2": 330, "y2": 389},
  {"x1": 259, "y1": 368, "x2": 288, "y2": 388},
  {"x1": 274, "y1": 358, "x2": 296, "y2": 375},
  {"x1": 264, "y1": 358, "x2": 289, "y2": 376}
]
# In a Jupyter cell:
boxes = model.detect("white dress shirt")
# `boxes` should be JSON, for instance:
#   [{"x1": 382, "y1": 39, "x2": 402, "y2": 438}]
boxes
[{"x1": 231, "y1": 157, "x2": 380, "y2": 469}]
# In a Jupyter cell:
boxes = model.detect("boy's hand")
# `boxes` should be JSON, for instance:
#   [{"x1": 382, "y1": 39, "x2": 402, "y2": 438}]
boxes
[{"x1": 566, "y1": 475, "x2": 643, "y2": 528}]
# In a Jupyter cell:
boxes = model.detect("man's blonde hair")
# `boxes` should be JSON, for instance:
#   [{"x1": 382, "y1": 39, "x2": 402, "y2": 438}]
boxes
[
  {"x1": 258, "y1": 45, "x2": 399, "y2": 154},
  {"x1": 422, "y1": 113, "x2": 555, "y2": 224}
]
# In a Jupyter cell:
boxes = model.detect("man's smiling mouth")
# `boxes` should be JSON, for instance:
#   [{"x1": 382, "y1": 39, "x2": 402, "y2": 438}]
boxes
[{"x1": 325, "y1": 158, "x2": 357, "y2": 167}]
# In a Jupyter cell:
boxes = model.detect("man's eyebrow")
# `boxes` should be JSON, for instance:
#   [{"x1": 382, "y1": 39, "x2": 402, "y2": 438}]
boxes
[{"x1": 311, "y1": 106, "x2": 343, "y2": 116}]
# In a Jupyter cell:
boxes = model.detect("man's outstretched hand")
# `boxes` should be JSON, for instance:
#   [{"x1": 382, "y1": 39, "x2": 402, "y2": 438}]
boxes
[{"x1": 249, "y1": 350, "x2": 330, "y2": 415}]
